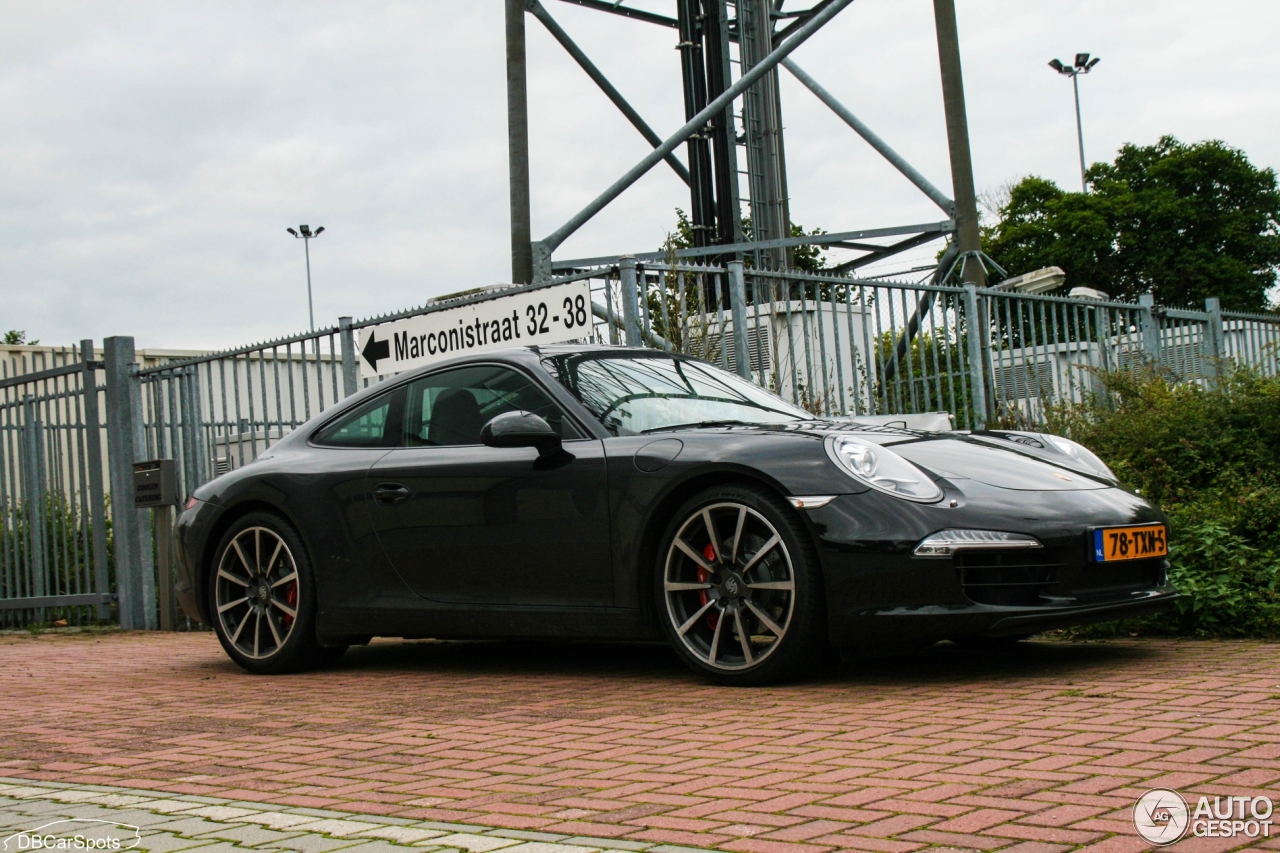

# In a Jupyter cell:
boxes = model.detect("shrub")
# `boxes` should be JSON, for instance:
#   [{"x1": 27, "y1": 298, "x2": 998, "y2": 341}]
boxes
[{"x1": 1046, "y1": 365, "x2": 1280, "y2": 637}]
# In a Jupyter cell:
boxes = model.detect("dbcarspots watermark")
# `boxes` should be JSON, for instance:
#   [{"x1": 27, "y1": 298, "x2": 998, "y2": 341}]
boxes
[
  {"x1": 1134, "y1": 788, "x2": 1274, "y2": 845},
  {"x1": 2, "y1": 820, "x2": 141, "y2": 852}
]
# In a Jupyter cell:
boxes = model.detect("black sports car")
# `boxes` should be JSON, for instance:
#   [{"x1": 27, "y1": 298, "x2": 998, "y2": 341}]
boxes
[{"x1": 175, "y1": 345, "x2": 1177, "y2": 684}]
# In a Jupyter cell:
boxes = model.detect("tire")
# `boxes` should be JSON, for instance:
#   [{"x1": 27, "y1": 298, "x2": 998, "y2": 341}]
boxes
[
  {"x1": 208, "y1": 511, "x2": 346, "y2": 674},
  {"x1": 655, "y1": 484, "x2": 827, "y2": 686}
]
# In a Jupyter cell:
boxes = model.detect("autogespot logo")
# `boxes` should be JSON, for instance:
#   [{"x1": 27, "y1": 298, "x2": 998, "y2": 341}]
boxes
[
  {"x1": 1134, "y1": 789, "x2": 1190, "y2": 845},
  {"x1": 1, "y1": 820, "x2": 142, "y2": 852},
  {"x1": 1134, "y1": 789, "x2": 1275, "y2": 844}
]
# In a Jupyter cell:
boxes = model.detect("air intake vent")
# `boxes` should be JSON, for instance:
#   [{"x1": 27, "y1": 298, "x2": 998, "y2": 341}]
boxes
[
  {"x1": 955, "y1": 550, "x2": 1064, "y2": 606},
  {"x1": 1074, "y1": 558, "x2": 1166, "y2": 598},
  {"x1": 705, "y1": 326, "x2": 771, "y2": 374}
]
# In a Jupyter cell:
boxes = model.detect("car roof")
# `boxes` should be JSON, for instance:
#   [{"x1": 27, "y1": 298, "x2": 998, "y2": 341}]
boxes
[{"x1": 325, "y1": 343, "x2": 682, "y2": 414}]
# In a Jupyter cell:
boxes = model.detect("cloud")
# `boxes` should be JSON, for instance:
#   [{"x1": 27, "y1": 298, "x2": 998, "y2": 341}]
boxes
[{"x1": 0, "y1": 0, "x2": 1276, "y2": 349}]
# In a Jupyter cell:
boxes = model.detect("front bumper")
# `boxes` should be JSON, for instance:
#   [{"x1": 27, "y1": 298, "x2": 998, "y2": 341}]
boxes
[
  {"x1": 803, "y1": 484, "x2": 1179, "y2": 647},
  {"x1": 834, "y1": 589, "x2": 1179, "y2": 646},
  {"x1": 174, "y1": 499, "x2": 216, "y2": 626}
]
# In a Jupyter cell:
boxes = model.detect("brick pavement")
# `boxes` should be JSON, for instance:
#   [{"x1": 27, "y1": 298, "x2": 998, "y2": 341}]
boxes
[
  {"x1": 1, "y1": 632, "x2": 1278, "y2": 853},
  {"x1": 0, "y1": 778, "x2": 635, "y2": 853}
]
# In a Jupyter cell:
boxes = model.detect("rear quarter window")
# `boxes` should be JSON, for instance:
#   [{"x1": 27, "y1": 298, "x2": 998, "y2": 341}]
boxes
[{"x1": 313, "y1": 392, "x2": 398, "y2": 447}]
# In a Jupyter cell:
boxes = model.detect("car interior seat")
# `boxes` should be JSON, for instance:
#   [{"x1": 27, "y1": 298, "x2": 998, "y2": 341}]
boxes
[{"x1": 427, "y1": 388, "x2": 485, "y2": 446}]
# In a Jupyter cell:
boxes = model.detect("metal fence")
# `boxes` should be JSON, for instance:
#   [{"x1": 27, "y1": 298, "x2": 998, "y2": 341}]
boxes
[
  {"x1": 576, "y1": 263, "x2": 1280, "y2": 429},
  {"x1": 2, "y1": 270, "x2": 1278, "y2": 630},
  {"x1": 0, "y1": 343, "x2": 111, "y2": 628}
]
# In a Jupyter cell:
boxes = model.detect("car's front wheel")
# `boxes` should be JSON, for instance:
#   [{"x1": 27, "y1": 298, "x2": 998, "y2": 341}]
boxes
[
  {"x1": 209, "y1": 512, "x2": 345, "y2": 674},
  {"x1": 656, "y1": 485, "x2": 826, "y2": 685}
]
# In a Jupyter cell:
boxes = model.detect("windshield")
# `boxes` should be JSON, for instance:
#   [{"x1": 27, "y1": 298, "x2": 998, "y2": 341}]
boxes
[{"x1": 543, "y1": 353, "x2": 810, "y2": 435}]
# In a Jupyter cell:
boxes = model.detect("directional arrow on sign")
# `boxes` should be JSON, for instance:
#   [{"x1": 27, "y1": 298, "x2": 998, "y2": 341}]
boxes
[{"x1": 361, "y1": 331, "x2": 390, "y2": 371}]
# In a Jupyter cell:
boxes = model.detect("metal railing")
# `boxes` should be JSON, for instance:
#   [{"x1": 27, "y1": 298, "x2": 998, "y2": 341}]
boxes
[
  {"x1": 5, "y1": 268, "x2": 1278, "y2": 631},
  {"x1": 569, "y1": 262, "x2": 1280, "y2": 429},
  {"x1": 137, "y1": 327, "x2": 348, "y2": 500},
  {"x1": 0, "y1": 343, "x2": 111, "y2": 628}
]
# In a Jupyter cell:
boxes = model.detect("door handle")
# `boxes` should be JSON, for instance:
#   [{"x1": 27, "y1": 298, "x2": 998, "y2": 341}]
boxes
[{"x1": 373, "y1": 483, "x2": 412, "y2": 505}]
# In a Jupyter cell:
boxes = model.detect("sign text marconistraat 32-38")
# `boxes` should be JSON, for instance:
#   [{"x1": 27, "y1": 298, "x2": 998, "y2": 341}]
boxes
[{"x1": 356, "y1": 280, "x2": 593, "y2": 378}]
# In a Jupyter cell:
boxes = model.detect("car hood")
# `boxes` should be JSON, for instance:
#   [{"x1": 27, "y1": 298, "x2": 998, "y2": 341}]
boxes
[
  {"x1": 662, "y1": 421, "x2": 1114, "y2": 491},
  {"x1": 884, "y1": 436, "x2": 1110, "y2": 491}
]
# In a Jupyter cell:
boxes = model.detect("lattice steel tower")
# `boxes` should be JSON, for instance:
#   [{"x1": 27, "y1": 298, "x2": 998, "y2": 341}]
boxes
[{"x1": 506, "y1": 0, "x2": 985, "y2": 288}]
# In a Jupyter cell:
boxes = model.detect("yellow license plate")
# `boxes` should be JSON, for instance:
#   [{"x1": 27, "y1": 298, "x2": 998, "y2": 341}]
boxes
[{"x1": 1092, "y1": 523, "x2": 1168, "y2": 562}]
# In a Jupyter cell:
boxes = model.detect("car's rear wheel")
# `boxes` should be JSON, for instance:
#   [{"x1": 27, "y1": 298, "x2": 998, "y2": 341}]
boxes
[
  {"x1": 209, "y1": 512, "x2": 345, "y2": 674},
  {"x1": 656, "y1": 485, "x2": 826, "y2": 685}
]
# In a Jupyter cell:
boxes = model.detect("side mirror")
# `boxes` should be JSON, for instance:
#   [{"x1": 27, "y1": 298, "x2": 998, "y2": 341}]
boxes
[{"x1": 481, "y1": 410, "x2": 562, "y2": 456}]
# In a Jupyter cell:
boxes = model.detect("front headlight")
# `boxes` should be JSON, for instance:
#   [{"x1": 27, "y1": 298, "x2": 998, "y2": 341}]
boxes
[
  {"x1": 825, "y1": 434, "x2": 943, "y2": 502},
  {"x1": 1040, "y1": 434, "x2": 1117, "y2": 480}
]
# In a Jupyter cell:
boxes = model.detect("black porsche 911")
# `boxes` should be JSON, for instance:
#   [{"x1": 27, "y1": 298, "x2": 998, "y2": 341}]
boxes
[{"x1": 175, "y1": 345, "x2": 1177, "y2": 684}]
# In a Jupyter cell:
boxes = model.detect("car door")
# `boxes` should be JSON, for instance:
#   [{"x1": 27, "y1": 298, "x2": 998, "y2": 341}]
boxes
[
  {"x1": 365, "y1": 363, "x2": 613, "y2": 607},
  {"x1": 307, "y1": 386, "x2": 415, "y2": 607}
]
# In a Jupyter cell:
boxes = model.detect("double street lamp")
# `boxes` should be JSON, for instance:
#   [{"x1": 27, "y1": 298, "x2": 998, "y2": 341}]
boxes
[
  {"x1": 1048, "y1": 53, "x2": 1100, "y2": 192},
  {"x1": 286, "y1": 224, "x2": 325, "y2": 332}
]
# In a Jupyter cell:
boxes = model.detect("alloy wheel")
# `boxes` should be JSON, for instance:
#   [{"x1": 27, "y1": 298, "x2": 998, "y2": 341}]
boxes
[
  {"x1": 214, "y1": 526, "x2": 300, "y2": 660},
  {"x1": 663, "y1": 501, "x2": 796, "y2": 671}
]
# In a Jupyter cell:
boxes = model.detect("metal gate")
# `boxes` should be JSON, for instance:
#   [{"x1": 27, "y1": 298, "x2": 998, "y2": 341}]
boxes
[{"x1": 0, "y1": 342, "x2": 112, "y2": 627}]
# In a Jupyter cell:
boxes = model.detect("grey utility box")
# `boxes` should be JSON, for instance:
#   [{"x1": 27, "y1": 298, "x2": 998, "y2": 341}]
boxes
[{"x1": 133, "y1": 459, "x2": 177, "y2": 508}]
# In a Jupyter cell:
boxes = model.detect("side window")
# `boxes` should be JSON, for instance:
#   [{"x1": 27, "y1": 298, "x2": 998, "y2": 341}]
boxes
[
  {"x1": 314, "y1": 391, "x2": 399, "y2": 447},
  {"x1": 403, "y1": 365, "x2": 584, "y2": 447}
]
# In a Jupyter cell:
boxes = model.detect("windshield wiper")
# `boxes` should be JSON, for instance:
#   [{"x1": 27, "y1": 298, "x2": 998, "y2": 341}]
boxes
[{"x1": 641, "y1": 419, "x2": 755, "y2": 434}]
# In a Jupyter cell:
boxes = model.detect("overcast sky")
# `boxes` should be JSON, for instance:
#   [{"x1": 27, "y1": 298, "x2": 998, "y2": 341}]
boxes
[{"x1": 2, "y1": 1, "x2": 1277, "y2": 350}]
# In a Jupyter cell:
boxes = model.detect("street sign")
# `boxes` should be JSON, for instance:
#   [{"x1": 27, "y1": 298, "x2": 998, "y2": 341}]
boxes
[{"x1": 356, "y1": 280, "x2": 593, "y2": 378}]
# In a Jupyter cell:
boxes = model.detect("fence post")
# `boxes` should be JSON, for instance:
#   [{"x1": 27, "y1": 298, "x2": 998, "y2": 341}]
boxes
[
  {"x1": 185, "y1": 365, "x2": 208, "y2": 489},
  {"x1": 156, "y1": 504, "x2": 177, "y2": 630},
  {"x1": 1138, "y1": 293, "x2": 1162, "y2": 365},
  {"x1": 620, "y1": 256, "x2": 641, "y2": 346},
  {"x1": 962, "y1": 284, "x2": 987, "y2": 430},
  {"x1": 1204, "y1": 297, "x2": 1225, "y2": 388},
  {"x1": 339, "y1": 316, "x2": 359, "y2": 398},
  {"x1": 103, "y1": 336, "x2": 157, "y2": 630},
  {"x1": 22, "y1": 395, "x2": 48, "y2": 608},
  {"x1": 727, "y1": 260, "x2": 752, "y2": 378},
  {"x1": 80, "y1": 339, "x2": 112, "y2": 622}
]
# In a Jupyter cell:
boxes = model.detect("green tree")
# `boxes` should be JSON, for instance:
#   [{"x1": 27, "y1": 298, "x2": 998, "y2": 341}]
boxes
[
  {"x1": 3, "y1": 330, "x2": 37, "y2": 345},
  {"x1": 985, "y1": 136, "x2": 1280, "y2": 311}
]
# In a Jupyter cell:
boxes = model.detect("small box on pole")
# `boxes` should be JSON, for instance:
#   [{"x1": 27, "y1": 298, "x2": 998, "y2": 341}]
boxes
[
  {"x1": 132, "y1": 459, "x2": 179, "y2": 630},
  {"x1": 133, "y1": 459, "x2": 177, "y2": 508}
]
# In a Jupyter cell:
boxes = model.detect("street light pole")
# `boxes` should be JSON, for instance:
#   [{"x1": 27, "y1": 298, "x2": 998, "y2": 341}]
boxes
[
  {"x1": 286, "y1": 224, "x2": 325, "y2": 332},
  {"x1": 1049, "y1": 53, "x2": 1100, "y2": 192}
]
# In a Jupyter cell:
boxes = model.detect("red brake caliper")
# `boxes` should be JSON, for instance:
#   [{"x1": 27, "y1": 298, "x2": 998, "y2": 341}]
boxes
[
  {"x1": 697, "y1": 543, "x2": 718, "y2": 629},
  {"x1": 283, "y1": 582, "x2": 298, "y2": 627}
]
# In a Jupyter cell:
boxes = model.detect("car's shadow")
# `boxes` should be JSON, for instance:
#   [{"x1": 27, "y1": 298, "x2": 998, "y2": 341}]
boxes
[{"x1": 327, "y1": 636, "x2": 1161, "y2": 689}]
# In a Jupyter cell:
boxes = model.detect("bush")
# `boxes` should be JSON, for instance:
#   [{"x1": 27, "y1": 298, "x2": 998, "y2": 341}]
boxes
[{"x1": 1046, "y1": 365, "x2": 1280, "y2": 637}]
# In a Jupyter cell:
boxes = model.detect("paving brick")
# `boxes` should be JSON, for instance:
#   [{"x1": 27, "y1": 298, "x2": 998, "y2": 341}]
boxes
[
  {"x1": 718, "y1": 838, "x2": 834, "y2": 853},
  {"x1": 994, "y1": 843, "x2": 1073, "y2": 853},
  {"x1": 430, "y1": 834, "x2": 523, "y2": 852},
  {"x1": 265, "y1": 835, "x2": 366, "y2": 853},
  {"x1": 1016, "y1": 804, "x2": 1108, "y2": 827},
  {"x1": 755, "y1": 822, "x2": 850, "y2": 843},
  {"x1": 131, "y1": 833, "x2": 222, "y2": 853},
  {"x1": 2, "y1": 633, "x2": 1279, "y2": 853},
  {"x1": 192, "y1": 824, "x2": 302, "y2": 845},
  {"x1": 896, "y1": 828, "x2": 1008, "y2": 850}
]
